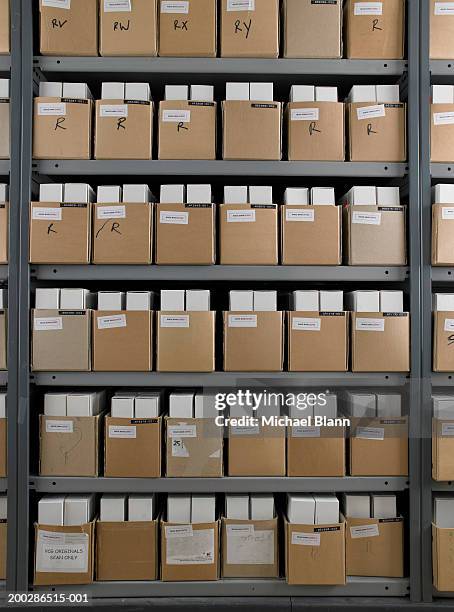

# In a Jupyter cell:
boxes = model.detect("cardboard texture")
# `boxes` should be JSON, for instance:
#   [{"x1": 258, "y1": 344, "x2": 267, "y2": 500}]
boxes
[
  {"x1": 95, "y1": 100, "x2": 153, "y2": 160},
  {"x1": 157, "y1": 311, "x2": 215, "y2": 372},
  {"x1": 433, "y1": 311, "x2": 454, "y2": 372},
  {"x1": 285, "y1": 518, "x2": 346, "y2": 585},
  {"x1": 348, "y1": 103, "x2": 406, "y2": 162},
  {"x1": 0, "y1": 419, "x2": 6, "y2": 478},
  {"x1": 104, "y1": 416, "x2": 161, "y2": 478},
  {"x1": 33, "y1": 98, "x2": 92, "y2": 160},
  {"x1": 100, "y1": 0, "x2": 158, "y2": 56},
  {"x1": 349, "y1": 416, "x2": 408, "y2": 476},
  {"x1": 159, "y1": 0, "x2": 216, "y2": 57},
  {"x1": 431, "y1": 104, "x2": 454, "y2": 162},
  {"x1": 0, "y1": 101, "x2": 9, "y2": 159},
  {"x1": 39, "y1": 0, "x2": 98, "y2": 56},
  {"x1": 287, "y1": 102, "x2": 345, "y2": 161},
  {"x1": 221, "y1": 517, "x2": 279, "y2": 578},
  {"x1": 346, "y1": 517, "x2": 404, "y2": 577},
  {"x1": 161, "y1": 520, "x2": 220, "y2": 581},
  {"x1": 32, "y1": 310, "x2": 90, "y2": 372},
  {"x1": 433, "y1": 524, "x2": 454, "y2": 591},
  {"x1": 433, "y1": 418, "x2": 454, "y2": 481},
  {"x1": 30, "y1": 202, "x2": 91, "y2": 264},
  {"x1": 222, "y1": 101, "x2": 282, "y2": 161},
  {"x1": 0, "y1": 203, "x2": 7, "y2": 263},
  {"x1": 228, "y1": 424, "x2": 285, "y2": 476},
  {"x1": 220, "y1": 204, "x2": 278, "y2": 265},
  {"x1": 345, "y1": 0, "x2": 405, "y2": 59},
  {"x1": 287, "y1": 426, "x2": 346, "y2": 477},
  {"x1": 0, "y1": 0, "x2": 10, "y2": 54},
  {"x1": 0, "y1": 522, "x2": 5, "y2": 580},
  {"x1": 351, "y1": 312, "x2": 410, "y2": 372},
  {"x1": 96, "y1": 521, "x2": 158, "y2": 581},
  {"x1": 282, "y1": 204, "x2": 341, "y2": 266},
  {"x1": 431, "y1": 0, "x2": 454, "y2": 59},
  {"x1": 432, "y1": 203, "x2": 454, "y2": 265},
  {"x1": 158, "y1": 101, "x2": 216, "y2": 160},
  {"x1": 283, "y1": 0, "x2": 341, "y2": 58},
  {"x1": 39, "y1": 414, "x2": 101, "y2": 477},
  {"x1": 220, "y1": 0, "x2": 279, "y2": 58},
  {"x1": 165, "y1": 417, "x2": 223, "y2": 477}
]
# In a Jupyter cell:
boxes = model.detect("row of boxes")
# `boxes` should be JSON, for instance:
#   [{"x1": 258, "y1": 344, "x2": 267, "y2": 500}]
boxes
[
  {"x1": 39, "y1": 0, "x2": 405, "y2": 60},
  {"x1": 433, "y1": 497, "x2": 454, "y2": 591}
]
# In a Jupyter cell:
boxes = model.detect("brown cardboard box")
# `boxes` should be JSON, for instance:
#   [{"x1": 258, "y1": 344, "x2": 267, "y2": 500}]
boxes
[
  {"x1": 93, "y1": 311, "x2": 152, "y2": 371},
  {"x1": 433, "y1": 418, "x2": 454, "y2": 481},
  {"x1": 155, "y1": 203, "x2": 215, "y2": 265},
  {"x1": 349, "y1": 416, "x2": 408, "y2": 476},
  {"x1": 351, "y1": 312, "x2": 410, "y2": 372},
  {"x1": 96, "y1": 520, "x2": 158, "y2": 581},
  {"x1": 432, "y1": 204, "x2": 454, "y2": 265},
  {"x1": 158, "y1": 100, "x2": 216, "y2": 160},
  {"x1": 0, "y1": 419, "x2": 6, "y2": 477},
  {"x1": 287, "y1": 102, "x2": 345, "y2": 161},
  {"x1": 165, "y1": 417, "x2": 223, "y2": 477},
  {"x1": 221, "y1": 517, "x2": 279, "y2": 578},
  {"x1": 99, "y1": 0, "x2": 157, "y2": 56},
  {"x1": 288, "y1": 311, "x2": 348, "y2": 372},
  {"x1": 31, "y1": 310, "x2": 90, "y2": 372},
  {"x1": 0, "y1": 100, "x2": 9, "y2": 160},
  {"x1": 93, "y1": 202, "x2": 152, "y2": 264},
  {"x1": 345, "y1": 0, "x2": 405, "y2": 59},
  {"x1": 283, "y1": 0, "x2": 341, "y2": 58},
  {"x1": 94, "y1": 100, "x2": 153, "y2": 160},
  {"x1": 34, "y1": 521, "x2": 95, "y2": 586},
  {"x1": 39, "y1": 0, "x2": 98, "y2": 56},
  {"x1": 220, "y1": 0, "x2": 279, "y2": 58},
  {"x1": 159, "y1": 0, "x2": 216, "y2": 57},
  {"x1": 33, "y1": 98, "x2": 92, "y2": 160},
  {"x1": 343, "y1": 205, "x2": 407, "y2": 266},
  {"x1": 223, "y1": 311, "x2": 283, "y2": 372},
  {"x1": 431, "y1": 0, "x2": 454, "y2": 59},
  {"x1": 0, "y1": 0, "x2": 10, "y2": 54},
  {"x1": 433, "y1": 524, "x2": 454, "y2": 591},
  {"x1": 347, "y1": 102, "x2": 406, "y2": 162},
  {"x1": 346, "y1": 517, "x2": 404, "y2": 577},
  {"x1": 431, "y1": 104, "x2": 454, "y2": 162},
  {"x1": 282, "y1": 204, "x2": 341, "y2": 265},
  {"x1": 222, "y1": 101, "x2": 282, "y2": 161},
  {"x1": 285, "y1": 518, "x2": 346, "y2": 585},
  {"x1": 29, "y1": 202, "x2": 91, "y2": 264},
  {"x1": 433, "y1": 311, "x2": 454, "y2": 372},
  {"x1": 219, "y1": 204, "x2": 278, "y2": 265},
  {"x1": 161, "y1": 520, "x2": 220, "y2": 581},
  {"x1": 156, "y1": 311, "x2": 215, "y2": 372},
  {"x1": 0, "y1": 522, "x2": 5, "y2": 580},
  {"x1": 0, "y1": 203, "x2": 8, "y2": 263},
  {"x1": 0, "y1": 310, "x2": 6, "y2": 370},
  {"x1": 104, "y1": 416, "x2": 161, "y2": 478},
  {"x1": 228, "y1": 423, "x2": 285, "y2": 476},
  {"x1": 287, "y1": 425, "x2": 346, "y2": 477},
  {"x1": 39, "y1": 414, "x2": 102, "y2": 477}
]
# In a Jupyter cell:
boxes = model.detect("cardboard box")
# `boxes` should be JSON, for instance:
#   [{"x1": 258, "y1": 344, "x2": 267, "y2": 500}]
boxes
[
  {"x1": 39, "y1": 0, "x2": 98, "y2": 56},
  {"x1": 100, "y1": 0, "x2": 157, "y2": 56},
  {"x1": 33, "y1": 98, "x2": 92, "y2": 160},
  {"x1": 288, "y1": 311, "x2": 348, "y2": 372},
  {"x1": 433, "y1": 311, "x2": 454, "y2": 372},
  {"x1": 0, "y1": 99, "x2": 9, "y2": 159},
  {"x1": 219, "y1": 204, "x2": 278, "y2": 265},
  {"x1": 283, "y1": 0, "x2": 341, "y2": 58},
  {"x1": 31, "y1": 310, "x2": 90, "y2": 372},
  {"x1": 93, "y1": 311, "x2": 152, "y2": 371},
  {"x1": 157, "y1": 311, "x2": 215, "y2": 372},
  {"x1": 228, "y1": 423, "x2": 285, "y2": 476},
  {"x1": 431, "y1": 104, "x2": 454, "y2": 162},
  {"x1": 96, "y1": 520, "x2": 158, "y2": 581},
  {"x1": 285, "y1": 518, "x2": 346, "y2": 585},
  {"x1": 0, "y1": 419, "x2": 5, "y2": 478},
  {"x1": 431, "y1": 0, "x2": 454, "y2": 59},
  {"x1": 93, "y1": 202, "x2": 152, "y2": 264},
  {"x1": 287, "y1": 102, "x2": 345, "y2": 161},
  {"x1": 159, "y1": 0, "x2": 216, "y2": 57},
  {"x1": 34, "y1": 521, "x2": 95, "y2": 586},
  {"x1": 30, "y1": 202, "x2": 91, "y2": 264},
  {"x1": 345, "y1": 0, "x2": 405, "y2": 59},
  {"x1": 221, "y1": 517, "x2": 279, "y2": 578},
  {"x1": 222, "y1": 101, "x2": 282, "y2": 161},
  {"x1": 165, "y1": 417, "x2": 223, "y2": 477},
  {"x1": 220, "y1": 0, "x2": 279, "y2": 58},
  {"x1": 432, "y1": 203, "x2": 454, "y2": 265},
  {"x1": 0, "y1": 0, "x2": 10, "y2": 54},
  {"x1": 161, "y1": 520, "x2": 219, "y2": 581},
  {"x1": 351, "y1": 312, "x2": 410, "y2": 372},
  {"x1": 0, "y1": 203, "x2": 7, "y2": 263},
  {"x1": 158, "y1": 101, "x2": 216, "y2": 160},
  {"x1": 287, "y1": 426, "x2": 346, "y2": 477},
  {"x1": 433, "y1": 418, "x2": 454, "y2": 481},
  {"x1": 346, "y1": 517, "x2": 404, "y2": 577},
  {"x1": 223, "y1": 311, "x2": 283, "y2": 372},
  {"x1": 433, "y1": 523, "x2": 454, "y2": 591},
  {"x1": 347, "y1": 102, "x2": 406, "y2": 162}
]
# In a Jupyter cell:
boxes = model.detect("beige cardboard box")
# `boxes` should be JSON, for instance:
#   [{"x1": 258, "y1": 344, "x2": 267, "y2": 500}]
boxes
[
  {"x1": 431, "y1": 104, "x2": 454, "y2": 162},
  {"x1": 0, "y1": 203, "x2": 7, "y2": 263},
  {"x1": 433, "y1": 204, "x2": 454, "y2": 265},
  {"x1": 0, "y1": 310, "x2": 5, "y2": 370},
  {"x1": 287, "y1": 426, "x2": 346, "y2": 477},
  {"x1": 0, "y1": 0, "x2": 10, "y2": 54},
  {"x1": 0, "y1": 522, "x2": 5, "y2": 579},
  {"x1": 104, "y1": 416, "x2": 161, "y2": 478},
  {"x1": 33, "y1": 98, "x2": 92, "y2": 160},
  {"x1": 93, "y1": 202, "x2": 152, "y2": 264},
  {"x1": 99, "y1": 0, "x2": 157, "y2": 56},
  {"x1": 433, "y1": 418, "x2": 454, "y2": 481},
  {"x1": 431, "y1": 0, "x2": 454, "y2": 59},
  {"x1": 287, "y1": 102, "x2": 345, "y2": 161},
  {"x1": 96, "y1": 520, "x2": 158, "y2": 581},
  {"x1": 220, "y1": 0, "x2": 279, "y2": 57},
  {"x1": 228, "y1": 423, "x2": 285, "y2": 476},
  {"x1": 351, "y1": 312, "x2": 410, "y2": 372},
  {"x1": 31, "y1": 309, "x2": 90, "y2": 372},
  {"x1": 433, "y1": 311, "x2": 454, "y2": 372},
  {"x1": 0, "y1": 419, "x2": 6, "y2": 477},
  {"x1": 283, "y1": 0, "x2": 341, "y2": 58},
  {"x1": 0, "y1": 100, "x2": 9, "y2": 160},
  {"x1": 158, "y1": 101, "x2": 216, "y2": 160},
  {"x1": 30, "y1": 202, "x2": 91, "y2": 264},
  {"x1": 159, "y1": 0, "x2": 216, "y2": 57},
  {"x1": 433, "y1": 524, "x2": 454, "y2": 591},
  {"x1": 39, "y1": 0, "x2": 98, "y2": 56},
  {"x1": 221, "y1": 517, "x2": 279, "y2": 578},
  {"x1": 346, "y1": 517, "x2": 404, "y2": 577},
  {"x1": 345, "y1": 0, "x2": 405, "y2": 59}
]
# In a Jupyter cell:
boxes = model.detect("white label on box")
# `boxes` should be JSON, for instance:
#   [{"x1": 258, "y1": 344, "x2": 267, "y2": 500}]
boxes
[
  {"x1": 34, "y1": 317, "x2": 63, "y2": 331},
  {"x1": 442, "y1": 423, "x2": 454, "y2": 436},
  {"x1": 291, "y1": 426, "x2": 321, "y2": 438},
  {"x1": 356, "y1": 426, "x2": 385, "y2": 441},
  {"x1": 163, "y1": 110, "x2": 191, "y2": 123},
  {"x1": 38, "y1": 103, "x2": 67, "y2": 116},
  {"x1": 357, "y1": 105, "x2": 386, "y2": 120},
  {"x1": 171, "y1": 438, "x2": 189, "y2": 457},
  {"x1": 161, "y1": 1, "x2": 189, "y2": 13},
  {"x1": 230, "y1": 425, "x2": 260, "y2": 436},
  {"x1": 104, "y1": 0, "x2": 131, "y2": 11},
  {"x1": 41, "y1": 0, "x2": 71, "y2": 9},
  {"x1": 227, "y1": 529, "x2": 274, "y2": 565},
  {"x1": 227, "y1": 210, "x2": 256, "y2": 223},
  {"x1": 286, "y1": 209, "x2": 314, "y2": 222},
  {"x1": 97, "y1": 205, "x2": 126, "y2": 219},
  {"x1": 226, "y1": 525, "x2": 254, "y2": 536},
  {"x1": 160, "y1": 315, "x2": 190, "y2": 328},
  {"x1": 355, "y1": 318, "x2": 385, "y2": 332},
  {"x1": 352, "y1": 211, "x2": 382, "y2": 225},
  {"x1": 32, "y1": 207, "x2": 63, "y2": 221},
  {"x1": 291, "y1": 108, "x2": 319, "y2": 122},
  {"x1": 160, "y1": 211, "x2": 189, "y2": 225},
  {"x1": 97, "y1": 314, "x2": 127, "y2": 330},
  {"x1": 433, "y1": 112, "x2": 454, "y2": 126},
  {"x1": 354, "y1": 2, "x2": 383, "y2": 15},
  {"x1": 350, "y1": 524, "x2": 380, "y2": 539},
  {"x1": 444, "y1": 319, "x2": 454, "y2": 332},
  {"x1": 168, "y1": 425, "x2": 197, "y2": 438},
  {"x1": 36, "y1": 531, "x2": 88, "y2": 573},
  {"x1": 292, "y1": 317, "x2": 321, "y2": 331},
  {"x1": 166, "y1": 525, "x2": 193, "y2": 538},
  {"x1": 442, "y1": 207, "x2": 454, "y2": 220},
  {"x1": 166, "y1": 528, "x2": 215, "y2": 565},
  {"x1": 227, "y1": 0, "x2": 255, "y2": 10},
  {"x1": 291, "y1": 532, "x2": 321, "y2": 547},
  {"x1": 109, "y1": 425, "x2": 136, "y2": 439},
  {"x1": 228, "y1": 314, "x2": 257, "y2": 328},
  {"x1": 46, "y1": 420, "x2": 74, "y2": 434},
  {"x1": 435, "y1": 2, "x2": 454, "y2": 15},
  {"x1": 99, "y1": 105, "x2": 128, "y2": 118}
]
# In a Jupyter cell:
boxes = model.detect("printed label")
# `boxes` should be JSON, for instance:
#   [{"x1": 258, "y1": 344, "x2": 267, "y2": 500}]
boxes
[
  {"x1": 356, "y1": 426, "x2": 385, "y2": 440},
  {"x1": 160, "y1": 211, "x2": 189, "y2": 225},
  {"x1": 228, "y1": 314, "x2": 257, "y2": 328},
  {"x1": 168, "y1": 425, "x2": 197, "y2": 438},
  {"x1": 104, "y1": 0, "x2": 131, "y2": 10},
  {"x1": 442, "y1": 207, "x2": 454, "y2": 220},
  {"x1": 226, "y1": 525, "x2": 255, "y2": 536},
  {"x1": 291, "y1": 108, "x2": 320, "y2": 121},
  {"x1": 292, "y1": 532, "x2": 321, "y2": 546},
  {"x1": 444, "y1": 319, "x2": 454, "y2": 332},
  {"x1": 96, "y1": 205, "x2": 126, "y2": 219},
  {"x1": 230, "y1": 425, "x2": 260, "y2": 436},
  {"x1": 32, "y1": 207, "x2": 62, "y2": 221},
  {"x1": 355, "y1": 318, "x2": 385, "y2": 332},
  {"x1": 286, "y1": 209, "x2": 314, "y2": 222},
  {"x1": 227, "y1": 0, "x2": 255, "y2": 10},
  {"x1": 162, "y1": 110, "x2": 191, "y2": 123},
  {"x1": 292, "y1": 317, "x2": 321, "y2": 332},
  {"x1": 38, "y1": 103, "x2": 66, "y2": 116},
  {"x1": 166, "y1": 525, "x2": 193, "y2": 538},
  {"x1": 161, "y1": 0, "x2": 189, "y2": 13},
  {"x1": 435, "y1": 2, "x2": 454, "y2": 15},
  {"x1": 166, "y1": 528, "x2": 215, "y2": 565},
  {"x1": 45, "y1": 420, "x2": 73, "y2": 434},
  {"x1": 352, "y1": 211, "x2": 382, "y2": 225},
  {"x1": 292, "y1": 426, "x2": 321, "y2": 438},
  {"x1": 357, "y1": 105, "x2": 386, "y2": 120},
  {"x1": 227, "y1": 529, "x2": 274, "y2": 565},
  {"x1": 160, "y1": 315, "x2": 190, "y2": 328},
  {"x1": 34, "y1": 317, "x2": 63, "y2": 331},
  {"x1": 227, "y1": 210, "x2": 256, "y2": 223},
  {"x1": 99, "y1": 105, "x2": 128, "y2": 118},
  {"x1": 442, "y1": 423, "x2": 454, "y2": 436},
  {"x1": 109, "y1": 425, "x2": 136, "y2": 439},
  {"x1": 350, "y1": 524, "x2": 380, "y2": 538},
  {"x1": 354, "y1": 2, "x2": 383, "y2": 15},
  {"x1": 36, "y1": 531, "x2": 88, "y2": 573},
  {"x1": 433, "y1": 112, "x2": 454, "y2": 126},
  {"x1": 97, "y1": 314, "x2": 127, "y2": 330},
  {"x1": 42, "y1": 0, "x2": 71, "y2": 8}
]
